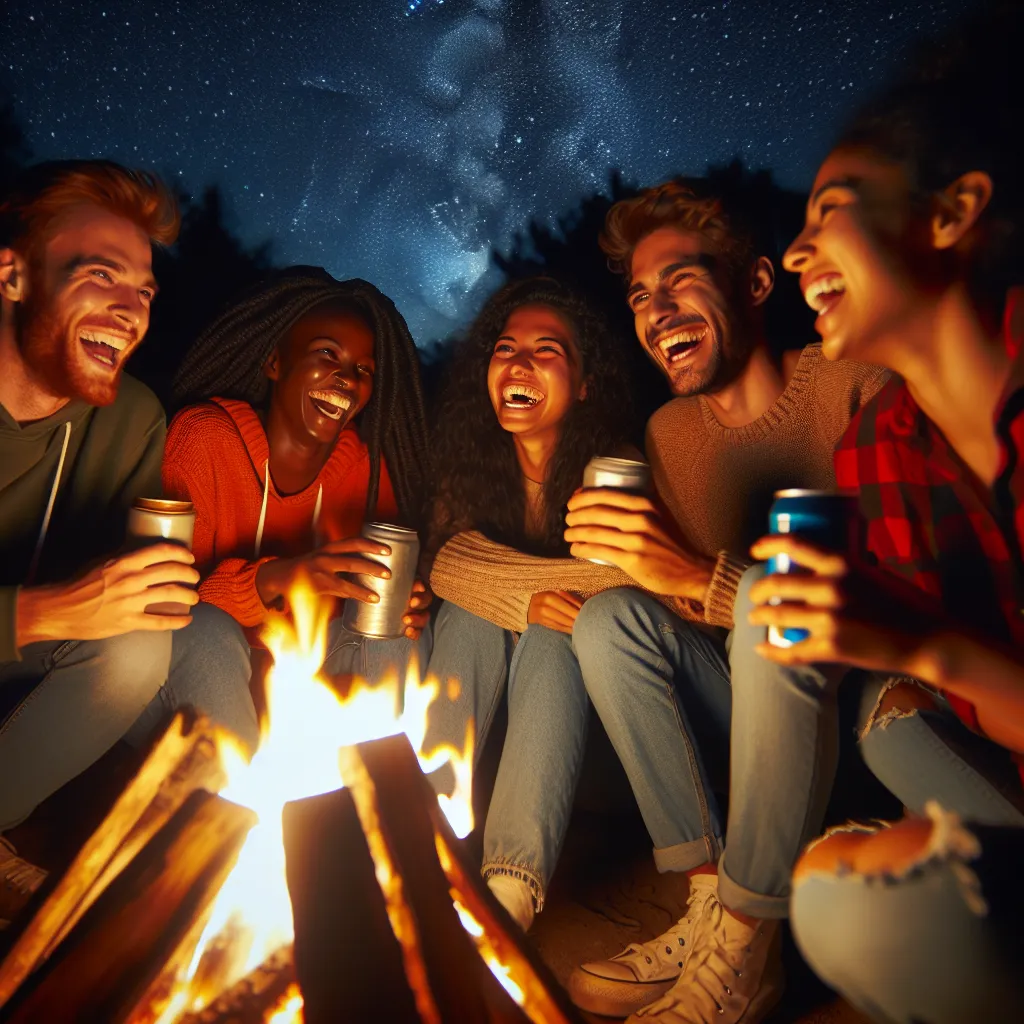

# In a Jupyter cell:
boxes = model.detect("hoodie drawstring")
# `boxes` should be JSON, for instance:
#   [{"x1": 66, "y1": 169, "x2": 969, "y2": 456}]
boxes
[
  {"x1": 27, "y1": 420, "x2": 72, "y2": 584},
  {"x1": 253, "y1": 459, "x2": 324, "y2": 559},
  {"x1": 254, "y1": 460, "x2": 271, "y2": 559}
]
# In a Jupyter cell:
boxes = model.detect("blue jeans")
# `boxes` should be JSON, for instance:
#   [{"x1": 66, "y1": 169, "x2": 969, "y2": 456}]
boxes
[
  {"x1": 321, "y1": 617, "x2": 433, "y2": 696},
  {"x1": 423, "y1": 601, "x2": 585, "y2": 903},
  {"x1": 0, "y1": 602, "x2": 257, "y2": 831},
  {"x1": 791, "y1": 816, "x2": 1024, "y2": 1023},
  {"x1": 425, "y1": 594, "x2": 734, "y2": 905},
  {"x1": 720, "y1": 565, "x2": 1024, "y2": 919}
]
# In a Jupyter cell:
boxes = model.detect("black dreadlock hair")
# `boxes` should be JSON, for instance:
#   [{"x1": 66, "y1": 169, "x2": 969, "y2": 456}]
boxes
[
  {"x1": 431, "y1": 276, "x2": 635, "y2": 557},
  {"x1": 172, "y1": 266, "x2": 431, "y2": 529}
]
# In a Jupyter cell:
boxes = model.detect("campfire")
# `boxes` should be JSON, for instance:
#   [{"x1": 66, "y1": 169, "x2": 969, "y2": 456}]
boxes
[{"x1": 0, "y1": 581, "x2": 582, "y2": 1023}]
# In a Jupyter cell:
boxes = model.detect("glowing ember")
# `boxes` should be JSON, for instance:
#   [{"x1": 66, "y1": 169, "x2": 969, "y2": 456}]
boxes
[
  {"x1": 266, "y1": 984, "x2": 304, "y2": 1024},
  {"x1": 157, "y1": 576, "x2": 475, "y2": 1021}
]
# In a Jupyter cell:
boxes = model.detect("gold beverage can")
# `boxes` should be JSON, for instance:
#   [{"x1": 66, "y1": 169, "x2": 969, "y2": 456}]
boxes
[{"x1": 126, "y1": 498, "x2": 196, "y2": 616}]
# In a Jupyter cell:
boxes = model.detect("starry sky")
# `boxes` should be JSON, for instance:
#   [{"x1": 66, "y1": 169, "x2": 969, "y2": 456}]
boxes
[{"x1": 0, "y1": 0, "x2": 974, "y2": 343}]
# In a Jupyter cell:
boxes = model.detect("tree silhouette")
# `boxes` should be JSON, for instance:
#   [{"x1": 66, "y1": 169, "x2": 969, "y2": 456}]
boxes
[
  {"x1": 131, "y1": 185, "x2": 272, "y2": 406},
  {"x1": 0, "y1": 99, "x2": 30, "y2": 196},
  {"x1": 491, "y1": 159, "x2": 817, "y2": 431}
]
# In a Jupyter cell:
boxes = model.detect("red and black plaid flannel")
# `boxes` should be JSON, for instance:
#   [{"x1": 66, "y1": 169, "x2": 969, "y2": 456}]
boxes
[{"x1": 834, "y1": 289, "x2": 1024, "y2": 748}]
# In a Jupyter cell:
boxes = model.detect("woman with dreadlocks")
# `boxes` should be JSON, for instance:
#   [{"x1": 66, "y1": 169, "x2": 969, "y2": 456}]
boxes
[
  {"x1": 422, "y1": 277, "x2": 640, "y2": 932},
  {"x1": 164, "y1": 266, "x2": 433, "y2": 682}
]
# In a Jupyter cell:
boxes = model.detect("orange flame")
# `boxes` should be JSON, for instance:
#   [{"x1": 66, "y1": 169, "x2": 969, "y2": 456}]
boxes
[{"x1": 156, "y1": 577, "x2": 475, "y2": 1021}]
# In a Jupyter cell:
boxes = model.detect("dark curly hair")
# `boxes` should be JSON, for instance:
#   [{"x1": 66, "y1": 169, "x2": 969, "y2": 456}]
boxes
[
  {"x1": 431, "y1": 277, "x2": 635, "y2": 557},
  {"x1": 171, "y1": 266, "x2": 431, "y2": 529}
]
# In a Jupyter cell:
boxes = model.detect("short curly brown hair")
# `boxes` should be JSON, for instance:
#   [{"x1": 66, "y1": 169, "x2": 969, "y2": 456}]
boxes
[{"x1": 600, "y1": 180, "x2": 757, "y2": 285}]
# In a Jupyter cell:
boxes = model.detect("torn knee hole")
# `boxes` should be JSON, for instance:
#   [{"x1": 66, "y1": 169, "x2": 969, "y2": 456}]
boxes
[{"x1": 861, "y1": 678, "x2": 938, "y2": 737}]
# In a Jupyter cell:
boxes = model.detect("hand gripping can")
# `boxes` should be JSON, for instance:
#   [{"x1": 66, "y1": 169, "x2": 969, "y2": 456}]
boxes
[
  {"x1": 580, "y1": 456, "x2": 652, "y2": 566},
  {"x1": 341, "y1": 523, "x2": 421, "y2": 639},
  {"x1": 766, "y1": 489, "x2": 859, "y2": 648},
  {"x1": 126, "y1": 498, "x2": 196, "y2": 616}
]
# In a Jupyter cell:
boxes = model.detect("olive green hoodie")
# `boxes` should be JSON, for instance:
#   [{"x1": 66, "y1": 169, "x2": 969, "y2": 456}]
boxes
[{"x1": 0, "y1": 374, "x2": 165, "y2": 661}]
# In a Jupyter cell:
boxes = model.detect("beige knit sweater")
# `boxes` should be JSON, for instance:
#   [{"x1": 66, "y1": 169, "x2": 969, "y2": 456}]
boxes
[{"x1": 431, "y1": 344, "x2": 887, "y2": 632}]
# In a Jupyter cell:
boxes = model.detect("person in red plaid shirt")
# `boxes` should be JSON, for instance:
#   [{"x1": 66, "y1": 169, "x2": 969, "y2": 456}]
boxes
[{"x1": 751, "y1": 4, "x2": 1024, "y2": 1021}]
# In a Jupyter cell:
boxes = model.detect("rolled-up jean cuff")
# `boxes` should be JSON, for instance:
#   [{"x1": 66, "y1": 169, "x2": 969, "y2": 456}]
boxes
[
  {"x1": 482, "y1": 859, "x2": 546, "y2": 912},
  {"x1": 718, "y1": 850, "x2": 790, "y2": 919},
  {"x1": 653, "y1": 834, "x2": 723, "y2": 874}
]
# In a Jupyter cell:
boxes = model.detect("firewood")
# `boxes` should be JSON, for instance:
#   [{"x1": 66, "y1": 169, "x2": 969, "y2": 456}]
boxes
[
  {"x1": 0, "y1": 711, "x2": 225, "y2": 1009},
  {"x1": 175, "y1": 947, "x2": 297, "y2": 1024},
  {"x1": 349, "y1": 734, "x2": 537, "y2": 1023},
  {"x1": 282, "y1": 789, "x2": 422, "y2": 1023},
  {"x1": 427, "y1": 798, "x2": 584, "y2": 1024},
  {"x1": 4, "y1": 790, "x2": 255, "y2": 1024}
]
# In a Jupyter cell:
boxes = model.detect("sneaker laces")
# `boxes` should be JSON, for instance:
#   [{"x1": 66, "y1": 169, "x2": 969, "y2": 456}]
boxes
[
  {"x1": 610, "y1": 876, "x2": 719, "y2": 978},
  {"x1": 636, "y1": 901, "x2": 761, "y2": 1023}
]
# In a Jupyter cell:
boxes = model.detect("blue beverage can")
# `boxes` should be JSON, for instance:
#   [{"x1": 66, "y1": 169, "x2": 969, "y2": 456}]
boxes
[{"x1": 766, "y1": 489, "x2": 859, "y2": 648}]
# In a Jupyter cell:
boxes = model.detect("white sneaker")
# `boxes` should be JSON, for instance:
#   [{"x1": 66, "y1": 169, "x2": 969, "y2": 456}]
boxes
[
  {"x1": 486, "y1": 873, "x2": 536, "y2": 932},
  {"x1": 568, "y1": 873, "x2": 719, "y2": 1017},
  {"x1": 628, "y1": 903, "x2": 783, "y2": 1024}
]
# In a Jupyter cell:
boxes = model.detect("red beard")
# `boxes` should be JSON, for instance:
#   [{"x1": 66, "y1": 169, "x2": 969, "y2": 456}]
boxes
[{"x1": 15, "y1": 288, "x2": 124, "y2": 408}]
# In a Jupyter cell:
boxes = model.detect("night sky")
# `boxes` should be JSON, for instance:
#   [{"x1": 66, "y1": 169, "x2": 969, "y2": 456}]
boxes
[{"x1": 1, "y1": 0, "x2": 973, "y2": 343}]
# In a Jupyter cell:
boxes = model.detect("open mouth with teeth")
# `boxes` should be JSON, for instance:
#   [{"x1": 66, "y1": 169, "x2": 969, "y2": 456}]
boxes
[
  {"x1": 308, "y1": 388, "x2": 354, "y2": 421},
  {"x1": 501, "y1": 382, "x2": 545, "y2": 408},
  {"x1": 79, "y1": 327, "x2": 130, "y2": 369},
  {"x1": 655, "y1": 323, "x2": 708, "y2": 366},
  {"x1": 804, "y1": 274, "x2": 847, "y2": 316}
]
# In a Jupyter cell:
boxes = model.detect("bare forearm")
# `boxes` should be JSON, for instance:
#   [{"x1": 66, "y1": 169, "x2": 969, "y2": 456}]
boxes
[
  {"x1": 15, "y1": 585, "x2": 66, "y2": 648},
  {"x1": 907, "y1": 631, "x2": 1024, "y2": 755}
]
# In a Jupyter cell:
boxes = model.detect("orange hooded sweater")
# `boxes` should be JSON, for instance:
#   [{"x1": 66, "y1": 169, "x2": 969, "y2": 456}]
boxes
[{"x1": 162, "y1": 397, "x2": 397, "y2": 628}]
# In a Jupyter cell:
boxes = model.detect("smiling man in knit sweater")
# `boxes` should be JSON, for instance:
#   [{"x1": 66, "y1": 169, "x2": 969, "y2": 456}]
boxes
[{"x1": 552, "y1": 181, "x2": 887, "y2": 1023}]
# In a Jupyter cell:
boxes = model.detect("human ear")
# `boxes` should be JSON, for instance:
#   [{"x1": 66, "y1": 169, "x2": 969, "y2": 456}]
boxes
[
  {"x1": 578, "y1": 377, "x2": 589, "y2": 401},
  {"x1": 749, "y1": 256, "x2": 775, "y2": 307},
  {"x1": 931, "y1": 171, "x2": 994, "y2": 251},
  {"x1": 263, "y1": 347, "x2": 281, "y2": 382},
  {"x1": 0, "y1": 248, "x2": 27, "y2": 303}
]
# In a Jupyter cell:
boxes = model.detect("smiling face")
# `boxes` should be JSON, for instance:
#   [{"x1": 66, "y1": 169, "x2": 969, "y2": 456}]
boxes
[
  {"x1": 783, "y1": 146, "x2": 932, "y2": 365},
  {"x1": 486, "y1": 303, "x2": 584, "y2": 443},
  {"x1": 266, "y1": 301, "x2": 375, "y2": 446},
  {"x1": 626, "y1": 226, "x2": 753, "y2": 397},
  {"x1": 14, "y1": 204, "x2": 156, "y2": 407}
]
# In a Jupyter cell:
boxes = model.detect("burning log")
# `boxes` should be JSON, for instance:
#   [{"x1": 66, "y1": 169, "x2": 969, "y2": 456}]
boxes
[
  {"x1": 283, "y1": 789, "x2": 423, "y2": 1023},
  {"x1": 3, "y1": 789, "x2": 255, "y2": 1024},
  {"x1": 0, "y1": 711, "x2": 225, "y2": 1007},
  {"x1": 349, "y1": 734, "x2": 583, "y2": 1024},
  {"x1": 176, "y1": 947, "x2": 297, "y2": 1024},
  {"x1": 0, "y1": 577, "x2": 587, "y2": 1023}
]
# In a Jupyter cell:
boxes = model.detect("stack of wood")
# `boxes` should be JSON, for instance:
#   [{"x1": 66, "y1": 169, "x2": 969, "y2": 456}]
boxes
[{"x1": 0, "y1": 713, "x2": 583, "y2": 1024}]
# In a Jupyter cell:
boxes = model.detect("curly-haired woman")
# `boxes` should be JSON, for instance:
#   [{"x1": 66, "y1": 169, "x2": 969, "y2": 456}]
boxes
[{"x1": 423, "y1": 277, "x2": 641, "y2": 931}]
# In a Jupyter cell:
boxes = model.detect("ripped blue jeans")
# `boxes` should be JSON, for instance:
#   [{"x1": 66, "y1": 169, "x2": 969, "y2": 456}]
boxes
[
  {"x1": 719, "y1": 565, "x2": 1024, "y2": 920},
  {"x1": 791, "y1": 808, "x2": 1024, "y2": 1023}
]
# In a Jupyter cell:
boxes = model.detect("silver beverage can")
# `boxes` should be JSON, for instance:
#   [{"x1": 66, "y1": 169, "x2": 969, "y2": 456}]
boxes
[
  {"x1": 126, "y1": 498, "x2": 196, "y2": 616},
  {"x1": 341, "y1": 523, "x2": 421, "y2": 639},
  {"x1": 579, "y1": 456, "x2": 652, "y2": 565},
  {"x1": 582, "y1": 456, "x2": 652, "y2": 494}
]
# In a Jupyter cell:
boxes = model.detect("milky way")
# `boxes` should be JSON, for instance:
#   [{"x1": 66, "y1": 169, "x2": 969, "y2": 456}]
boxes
[{"x1": 0, "y1": 0, "x2": 971, "y2": 342}]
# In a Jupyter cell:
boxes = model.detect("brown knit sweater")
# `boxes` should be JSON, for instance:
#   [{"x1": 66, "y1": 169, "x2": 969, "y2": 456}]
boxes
[
  {"x1": 431, "y1": 344, "x2": 887, "y2": 632},
  {"x1": 649, "y1": 344, "x2": 888, "y2": 627}
]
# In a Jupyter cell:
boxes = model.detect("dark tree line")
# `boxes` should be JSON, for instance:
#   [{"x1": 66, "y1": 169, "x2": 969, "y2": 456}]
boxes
[{"x1": 1, "y1": 101, "x2": 815, "y2": 426}]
